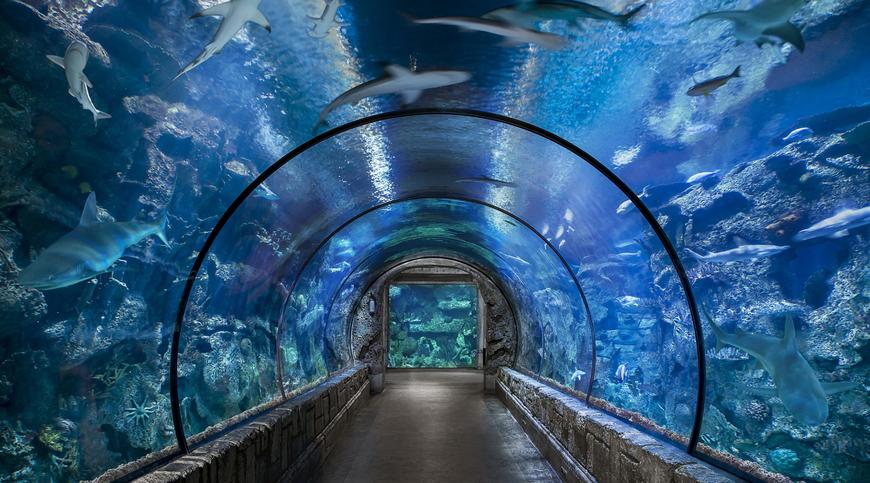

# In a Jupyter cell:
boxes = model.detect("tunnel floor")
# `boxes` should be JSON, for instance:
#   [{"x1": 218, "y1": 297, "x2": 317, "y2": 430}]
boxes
[{"x1": 315, "y1": 369, "x2": 560, "y2": 482}]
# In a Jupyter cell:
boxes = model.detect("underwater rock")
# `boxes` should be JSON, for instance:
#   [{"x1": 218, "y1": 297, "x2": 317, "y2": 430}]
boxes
[{"x1": 768, "y1": 448, "x2": 801, "y2": 474}]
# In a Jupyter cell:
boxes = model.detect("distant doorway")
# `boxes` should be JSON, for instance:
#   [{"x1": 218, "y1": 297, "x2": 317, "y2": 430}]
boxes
[{"x1": 387, "y1": 283, "x2": 479, "y2": 368}]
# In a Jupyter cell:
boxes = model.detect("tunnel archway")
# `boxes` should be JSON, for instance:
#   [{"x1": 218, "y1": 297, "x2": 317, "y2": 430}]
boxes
[{"x1": 169, "y1": 109, "x2": 706, "y2": 458}]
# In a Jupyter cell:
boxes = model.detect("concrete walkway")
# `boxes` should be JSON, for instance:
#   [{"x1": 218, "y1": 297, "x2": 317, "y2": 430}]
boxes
[{"x1": 316, "y1": 369, "x2": 560, "y2": 483}]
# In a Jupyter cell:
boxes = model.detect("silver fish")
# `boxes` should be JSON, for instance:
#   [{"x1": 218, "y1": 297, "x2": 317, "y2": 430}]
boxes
[{"x1": 687, "y1": 66, "x2": 741, "y2": 96}]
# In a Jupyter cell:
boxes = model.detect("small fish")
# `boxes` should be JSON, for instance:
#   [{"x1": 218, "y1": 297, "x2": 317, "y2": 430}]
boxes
[
  {"x1": 793, "y1": 207, "x2": 870, "y2": 242},
  {"x1": 503, "y1": 219, "x2": 517, "y2": 227},
  {"x1": 316, "y1": 64, "x2": 470, "y2": 128},
  {"x1": 686, "y1": 243, "x2": 788, "y2": 263},
  {"x1": 686, "y1": 170, "x2": 719, "y2": 184},
  {"x1": 571, "y1": 369, "x2": 586, "y2": 383},
  {"x1": 563, "y1": 208, "x2": 574, "y2": 223},
  {"x1": 455, "y1": 176, "x2": 517, "y2": 188},
  {"x1": 617, "y1": 295, "x2": 644, "y2": 311},
  {"x1": 61, "y1": 165, "x2": 79, "y2": 178},
  {"x1": 615, "y1": 363, "x2": 627, "y2": 383},
  {"x1": 541, "y1": 224, "x2": 550, "y2": 236},
  {"x1": 410, "y1": 15, "x2": 566, "y2": 49},
  {"x1": 253, "y1": 182, "x2": 279, "y2": 201},
  {"x1": 47, "y1": 41, "x2": 111, "y2": 125},
  {"x1": 554, "y1": 225, "x2": 565, "y2": 239},
  {"x1": 782, "y1": 127, "x2": 813, "y2": 142},
  {"x1": 175, "y1": 0, "x2": 272, "y2": 80},
  {"x1": 691, "y1": 0, "x2": 805, "y2": 52},
  {"x1": 18, "y1": 192, "x2": 169, "y2": 290},
  {"x1": 308, "y1": 0, "x2": 347, "y2": 38},
  {"x1": 484, "y1": 1, "x2": 645, "y2": 28},
  {"x1": 687, "y1": 66, "x2": 741, "y2": 97}
]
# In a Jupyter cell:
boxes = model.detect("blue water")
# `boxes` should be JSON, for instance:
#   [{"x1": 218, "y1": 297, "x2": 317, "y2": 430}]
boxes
[{"x1": 0, "y1": 0, "x2": 868, "y2": 481}]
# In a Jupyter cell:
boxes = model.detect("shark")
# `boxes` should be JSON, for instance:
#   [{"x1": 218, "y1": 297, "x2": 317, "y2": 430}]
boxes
[
  {"x1": 175, "y1": 0, "x2": 272, "y2": 80},
  {"x1": 687, "y1": 66, "x2": 740, "y2": 96},
  {"x1": 17, "y1": 193, "x2": 169, "y2": 291},
  {"x1": 704, "y1": 308, "x2": 857, "y2": 425},
  {"x1": 316, "y1": 64, "x2": 471, "y2": 128},
  {"x1": 686, "y1": 243, "x2": 789, "y2": 263},
  {"x1": 410, "y1": 15, "x2": 566, "y2": 49},
  {"x1": 253, "y1": 182, "x2": 279, "y2": 201},
  {"x1": 793, "y1": 207, "x2": 870, "y2": 242},
  {"x1": 692, "y1": 0, "x2": 806, "y2": 52},
  {"x1": 308, "y1": 0, "x2": 347, "y2": 38},
  {"x1": 47, "y1": 41, "x2": 111, "y2": 125},
  {"x1": 484, "y1": 1, "x2": 646, "y2": 28}
]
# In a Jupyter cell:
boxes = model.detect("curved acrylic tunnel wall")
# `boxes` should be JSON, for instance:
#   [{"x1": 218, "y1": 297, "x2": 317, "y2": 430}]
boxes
[{"x1": 172, "y1": 110, "x2": 704, "y2": 459}]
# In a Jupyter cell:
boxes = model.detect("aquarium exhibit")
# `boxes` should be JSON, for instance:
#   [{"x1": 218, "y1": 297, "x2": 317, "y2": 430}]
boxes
[{"x1": 0, "y1": 0, "x2": 868, "y2": 481}]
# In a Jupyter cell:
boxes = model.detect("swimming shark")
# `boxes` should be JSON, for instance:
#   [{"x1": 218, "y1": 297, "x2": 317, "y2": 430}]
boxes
[
  {"x1": 484, "y1": 1, "x2": 646, "y2": 28},
  {"x1": 47, "y1": 41, "x2": 111, "y2": 126},
  {"x1": 411, "y1": 15, "x2": 566, "y2": 49},
  {"x1": 687, "y1": 66, "x2": 740, "y2": 96},
  {"x1": 308, "y1": 0, "x2": 347, "y2": 38},
  {"x1": 692, "y1": 0, "x2": 806, "y2": 52},
  {"x1": 686, "y1": 243, "x2": 788, "y2": 263},
  {"x1": 793, "y1": 206, "x2": 870, "y2": 241},
  {"x1": 18, "y1": 193, "x2": 169, "y2": 291},
  {"x1": 704, "y1": 308, "x2": 857, "y2": 425},
  {"x1": 783, "y1": 126, "x2": 813, "y2": 142},
  {"x1": 175, "y1": 0, "x2": 272, "y2": 80},
  {"x1": 316, "y1": 64, "x2": 471, "y2": 128}
]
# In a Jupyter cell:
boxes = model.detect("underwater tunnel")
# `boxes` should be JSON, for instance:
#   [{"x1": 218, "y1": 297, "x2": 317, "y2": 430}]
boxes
[{"x1": 1, "y1": 0, "x2": 869, "y2": 482}]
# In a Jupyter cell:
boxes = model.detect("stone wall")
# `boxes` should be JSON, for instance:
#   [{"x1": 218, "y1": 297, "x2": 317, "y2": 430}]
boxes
[
  {"x1": 102, "y1": 365, "x2": 369, "y2": 483},
  {"x1": 497, "y1": 368, "x2": 743, "y2": 483}
]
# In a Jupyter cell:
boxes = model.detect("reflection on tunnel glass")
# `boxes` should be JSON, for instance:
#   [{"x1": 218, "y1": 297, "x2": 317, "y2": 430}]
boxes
[{"x1": 388, "y1": 284, "x2": 479, "y2": 368}]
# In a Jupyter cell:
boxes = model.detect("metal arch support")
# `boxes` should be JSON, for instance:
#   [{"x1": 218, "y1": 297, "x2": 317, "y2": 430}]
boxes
[
  {"x1": 170, "y1": 108, "x2": 704, "y2": 455},
  {"x1": 271, "y1": 195, "x2": 596, "y2": 401}
]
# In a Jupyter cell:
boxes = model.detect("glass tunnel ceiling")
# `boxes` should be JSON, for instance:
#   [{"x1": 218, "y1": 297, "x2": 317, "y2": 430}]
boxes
[
  {"x1": 175, "y1": 111, "x2": 700, "y2": 454},
  {"x1": 1, "y1": 0, "x2": 868, "y2": 482}
]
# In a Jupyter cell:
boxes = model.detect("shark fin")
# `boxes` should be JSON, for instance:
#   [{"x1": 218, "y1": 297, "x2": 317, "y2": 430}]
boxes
[
  {"x1": 762, "y1": 22, "x2": 805, "y2": 52},
  {"x1": 782, "y1": 314, "x2": 797, "y2": 351},
  {"x1": 730, "y1": 65, "x2": 741, "y2": 78},
  {"x1": 701, "y1": 304, "x2": 726, "y2": 352},
  {"x1": 400, "y1": 89, "x2": 422, "y2": 105},
  {"x1": 46, "y1": 55, "x2": 65, "y2": 69},
  {"x1": 80, "y1": 192, "x2": 100, "y2": 226},
  {"x1": 752, "y1": 358, "x2": 764, "y2": 371},
  {"x1": 191, "y1": 2, "x2": 231, "y2": 19},
  {"x1": 384, "y1": 64, "x2": 413, "y2": 78},
  {"x1": 249, "y1": 9, "x2": 272, "y2": 33},
  {"x1": 95, "y1": 110, "x2": 112, "y2": 120},
  {"x1": 617, "y1": 4, "x2": 646, "y2": 25},
  {"x1": 81, "y1": 73, "x2": 94, "y2": 88},
  {"x1": 829, "y1": 229, "x2": 849, "y2": 239},
  {"x1": 821, "y1": 380, "x2": 858, "y2": 395}
]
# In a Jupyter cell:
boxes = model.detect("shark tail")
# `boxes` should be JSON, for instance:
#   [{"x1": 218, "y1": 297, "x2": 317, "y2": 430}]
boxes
[
  {"x1": 93, "y1": 109, "x2": 112, "y2": 125},
  {"x1": 730, "y1": 65, "x2": 741, "y2": 78},
  {"x1": 700, "y1": 304, "x2": 726, "y2": 352},
  {"x1": 618, "y1": 4, "x2": 646, "y2": 25},
  {"x1": 174, "y1": 42, "x2": 220, "y2": 81},
  {"x1": 154, "y1": 212, "x2": 170, "y2": 247}
]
